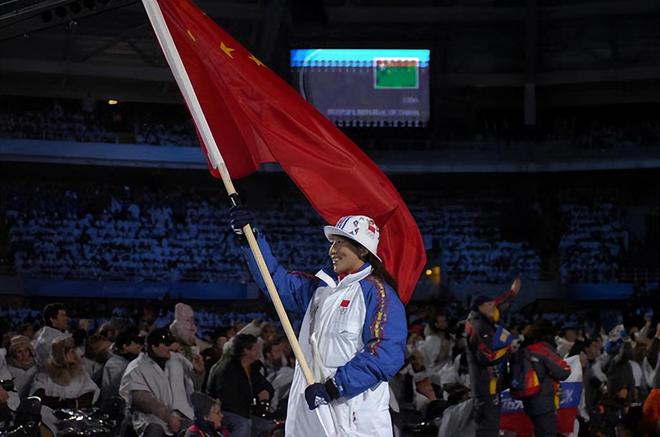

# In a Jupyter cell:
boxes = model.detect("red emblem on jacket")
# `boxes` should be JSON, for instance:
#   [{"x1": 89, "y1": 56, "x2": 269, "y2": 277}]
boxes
[{"x1": 340, "y1": 299, "x2": 350, "y2": 308}]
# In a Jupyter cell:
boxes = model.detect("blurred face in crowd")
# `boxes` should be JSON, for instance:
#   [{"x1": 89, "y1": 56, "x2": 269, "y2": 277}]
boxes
[
  {"x1": 173, "y1": 308, "x2": 197, "y2": 345},
  {"x1": 435, "y1": 315, "x2": 448, "y2": 331},
  {"x1": 261, "y1": 323, "x2": 276, "y2": 342},
  {"x1": 478, "y1": 301, "x2": 497, "y2": 320},
  {"x1": 585, "y1": 339, "x2": 601, "y2": 360},
  {"x1": 20, "y1": 325, "x2": 35, "y2": 339},
  {"x1": 205, "y1": 403, "x2": 223, "y2": 430},
  {"x1": 12, "y1": 346, "x2": 34, "y2": 367},
  {"x1": 64, "y1": 347, "x2": 79, "y2": 366},
  {"x1": 122, "y1": 341, "x2": 142, "y2": 356},
  {"x1": 564, "y1": 329, "x2": 577, "y2": 342},
  {"x1": 242, "y1": 342, "x2": 260, "y2": 364},
  {"x1": 150, "y1": 342, "x2": 172, "y2": 360},
  {"x1": 265, "y1": 342, "x2": 284, "y2": 363},
  {"x1": 51, "y1": 310, "x2": 69, "y2": 331},
  {"x1": 215, "y1": 336, "x2": 228, "y2": 351},
  {"x1": 616, "y1": 387, "x2": 628, "y2": 400},
  {"x1": 410, "y1": 349, "x2": 425, "y2": 372},
  {"x1": 328, "y1": 236, "x2": 366, "y2": 274},
  {"x1": 169, "y1": 341, "x2": 181, "y2": 353},
  {"x1": 91, "y1": 338, "x2": 113, "y2": 361},
  {"x1": 104, "y1": 328, "x2": 119, "y2": 342}
]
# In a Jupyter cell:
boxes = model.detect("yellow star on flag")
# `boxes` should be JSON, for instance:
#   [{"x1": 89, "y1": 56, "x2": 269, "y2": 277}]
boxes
[
  {"x1": 220, "y1": 41, "x2": 234, "y2": 58},
  {"x1": 186, "y1": 30, "x2": 196, "y2": 42},
  {"x1": 248, "y1": 53, "x2": 264, "y2": 67}
]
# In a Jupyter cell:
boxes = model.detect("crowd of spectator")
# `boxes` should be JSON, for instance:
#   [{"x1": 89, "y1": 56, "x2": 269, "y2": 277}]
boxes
[
  {"x1": 0, "y1": 100, "x2": 118, "y2": 144},
  {"x1": 133, "y1": 115, "x2": 198, "y2": 148},
  {"x1": 0, "y1": 181, "x2": 559, "y2": 285},
  {"x1": 559, "y1": 201, "x2": 627, "y2": 283},
  {"x1": 409, "y1": 197, "x2": 542, "y2": 283},
  {"x1": 1, "y1": 97, "x2": 659, "y2": 153},
  {"x1": 0, "y1": 292, "x2": 657, "y2": 436}
]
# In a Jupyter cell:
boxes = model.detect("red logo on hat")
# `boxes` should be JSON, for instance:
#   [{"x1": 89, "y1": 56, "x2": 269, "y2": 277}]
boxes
[{"x1": 340, "y1": 299, "x2": 350, "y2": 308}]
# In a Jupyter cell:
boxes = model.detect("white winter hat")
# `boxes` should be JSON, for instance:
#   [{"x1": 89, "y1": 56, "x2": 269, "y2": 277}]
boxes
[{"x1": 324, "y1": 215, "x2": 381, "y2": 261}]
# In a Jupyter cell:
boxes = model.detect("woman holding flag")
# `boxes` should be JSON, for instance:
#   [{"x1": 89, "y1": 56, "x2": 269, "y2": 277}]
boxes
[{"x1": 230, "y1": 210, "x2": 407, "y2": 436}]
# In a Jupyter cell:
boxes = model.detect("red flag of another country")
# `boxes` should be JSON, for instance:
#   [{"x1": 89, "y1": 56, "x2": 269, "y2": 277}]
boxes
[{"x1": 154, "y1": 0, "x2": 427, "y2": 302}]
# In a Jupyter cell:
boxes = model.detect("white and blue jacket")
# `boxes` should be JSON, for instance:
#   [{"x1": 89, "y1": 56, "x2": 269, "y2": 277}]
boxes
[{"x1": 243, "y1": 236, "x2": 407, "y2": 436}]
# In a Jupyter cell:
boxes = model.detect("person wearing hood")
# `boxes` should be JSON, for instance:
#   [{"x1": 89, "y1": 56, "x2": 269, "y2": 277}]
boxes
[
  {"x1": 30, "y1": 334, "x2": 100, "y2": 435},
  {"x1": 464, "y1": 279, "x2": 520, "y2": 437},
  {"x1": 230, "y1": 210, "x2": 407, "y2": 437},
  {"x1": 101, "y1": 331, "x2": 142, "y2": 401},
  {"x1": 184, "y1": 392, "x2": 226, "y2": 437},
  {"x1": 119, "y1": 327, "x2": 205, "y2": 437},
  {"x1": 6, "y1": 335, "x2": 37, "y2": 401},
  {"x1": 519, "y1": 318, "x2": 571, "y2": 437},
  {"x1": 170, "y1": 303, "x2": 211, "y2": 363}
]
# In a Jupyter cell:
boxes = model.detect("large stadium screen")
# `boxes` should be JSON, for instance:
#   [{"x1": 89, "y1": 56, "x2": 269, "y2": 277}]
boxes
[{"x1": 290, "y1": 49, "x2": 430, "y2": 127}]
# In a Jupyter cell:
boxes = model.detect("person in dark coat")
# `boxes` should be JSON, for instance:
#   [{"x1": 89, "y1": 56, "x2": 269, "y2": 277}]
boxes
[
  {"x1": 589, "y1": 368, "x2": 632, "y2": 437},
  {"x1": 464, "y1": 279, "x2": 520, "y2": 437},
  {"x1": 184, "y1": 392, "x2": 225, "y2": 437},
  {"x1": 206, "y1": 334, "x2": 274, "y2": 437},
  {"x1": 520, "y1": 318, "x2": 571, "y2": 437}
]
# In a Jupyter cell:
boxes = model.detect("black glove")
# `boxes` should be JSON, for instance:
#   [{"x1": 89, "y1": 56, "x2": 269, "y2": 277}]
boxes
[
  {"x1": 229, "y1": 206, "x2": 255, "y2": 236},
  {"x1": 304, "y1": 379, "x2": 340, "y2": 410}
]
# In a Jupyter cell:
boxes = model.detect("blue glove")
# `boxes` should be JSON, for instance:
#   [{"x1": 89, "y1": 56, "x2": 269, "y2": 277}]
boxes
[
  {"x1": 229, "y1": 206, "x2": 255, "y2": 235},
  {"x1": 304, "y1": 379, "x2": 340, "y2": 410}
]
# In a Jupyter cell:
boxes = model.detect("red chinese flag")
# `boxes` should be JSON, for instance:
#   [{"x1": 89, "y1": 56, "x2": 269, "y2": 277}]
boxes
[{"x1": 155, "y1": 0, "x2": 426, "y2": 302}]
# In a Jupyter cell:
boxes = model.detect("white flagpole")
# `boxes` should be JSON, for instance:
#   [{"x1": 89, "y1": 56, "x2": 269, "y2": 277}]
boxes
[{"x1": 140, "y1": 0, "x2": 319, "y2": 391}]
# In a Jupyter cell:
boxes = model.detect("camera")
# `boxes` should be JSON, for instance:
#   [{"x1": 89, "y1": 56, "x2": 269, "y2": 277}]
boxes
[{"x1": 0, "y1": 379, "x2": 15, "y2": 392}]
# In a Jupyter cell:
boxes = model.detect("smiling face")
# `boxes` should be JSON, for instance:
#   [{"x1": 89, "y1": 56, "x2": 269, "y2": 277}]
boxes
[{"x1": 328, "y1": 236, "x2": 366, "y2": 275}]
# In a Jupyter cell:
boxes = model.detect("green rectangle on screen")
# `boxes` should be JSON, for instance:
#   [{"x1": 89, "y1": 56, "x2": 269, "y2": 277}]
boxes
[{"x1": 374, "y1": 60, "x2": 419, "y2": 89}]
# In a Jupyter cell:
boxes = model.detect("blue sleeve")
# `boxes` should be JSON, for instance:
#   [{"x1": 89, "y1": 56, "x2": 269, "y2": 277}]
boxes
[
  {"x1": 333, "y1": 279, "x2": 407, "y2": 398},
  {"x1": 241, "y1": 235, "x2": 318, "y2": 316}
]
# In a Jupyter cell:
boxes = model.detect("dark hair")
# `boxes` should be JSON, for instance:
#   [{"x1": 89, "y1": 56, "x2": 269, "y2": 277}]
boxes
[
  {"x1": 146, "y1": 328, "x2": 175, "y2": 348},
  {"x1": 524, "y1": 318, "x2": 556, "y2": 345},
  {"x1": 568, "y1": 340, "x2": 586, "y2": 357},
  {"x1": 364, "y1": 252, "x2": 398, "y2": 292},
  {"x1": 341, "y1": 237, "x2": 398, "y2": 291},
  {"x1": 43, "y1": 303, "x2": 66, "y2": 327},
  {"x1": 231, "y1": 334, "x2": 258, "y2": 359}
]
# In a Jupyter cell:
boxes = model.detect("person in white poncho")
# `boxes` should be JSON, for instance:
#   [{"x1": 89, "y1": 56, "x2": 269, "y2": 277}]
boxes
[
  {"x1": 30, "y1": 334, "x2": 100, "y2": 434},
  {"x1": 120, "y1": 327, "x2": 205, "y2": 437}
]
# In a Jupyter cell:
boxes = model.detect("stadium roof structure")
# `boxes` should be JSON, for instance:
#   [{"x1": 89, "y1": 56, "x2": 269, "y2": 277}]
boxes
[{"x1": 0, "y1": 0, "x2": 659, "y2": 106}]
